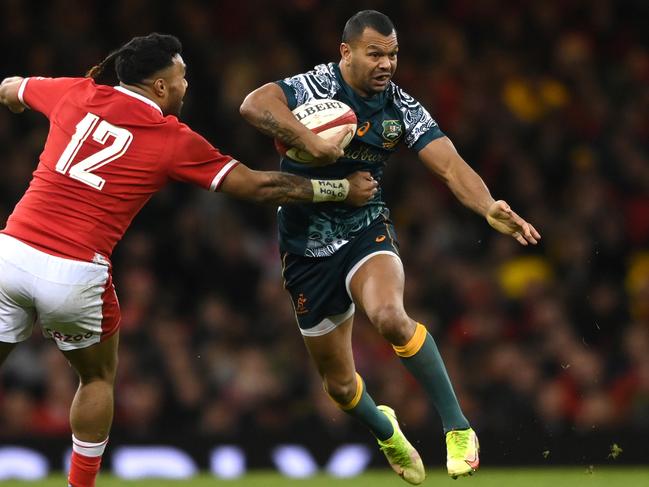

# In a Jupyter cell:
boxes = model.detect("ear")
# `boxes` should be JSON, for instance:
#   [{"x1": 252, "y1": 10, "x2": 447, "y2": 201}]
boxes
[
  {"x1": 151, "y1": 78, "x2": 166, "y2": 97},
  {"x1": 340, "y1": 43, "x2": 352, "y2": 66}
]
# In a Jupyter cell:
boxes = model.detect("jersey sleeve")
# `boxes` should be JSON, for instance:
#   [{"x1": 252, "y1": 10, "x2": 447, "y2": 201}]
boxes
[
  {"x1": 18, "y1": 77, "x2": 86, "y2": 117},
  {"x1": 392, "y1": 85, "x2": 445, "y2": 152},
  {"x1": 275, "y1": 64, "x2": 339, "y2": 110},
  {"x1": 168, "y1": 123, "x2": 239, "y2": 191}
]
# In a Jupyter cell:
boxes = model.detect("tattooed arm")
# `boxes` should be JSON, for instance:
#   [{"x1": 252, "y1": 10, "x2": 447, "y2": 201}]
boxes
[
  {"x1": 219, "y1": 164, "x2": 377, "y2": 206},
  {"x1": 240, "y1": 82, "x2": 343, "y2": 164}
]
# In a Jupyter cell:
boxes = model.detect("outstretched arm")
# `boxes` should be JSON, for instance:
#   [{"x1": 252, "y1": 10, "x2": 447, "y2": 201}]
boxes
[
  {"x1": 0, "y1": 77, "x2": 26, "y2": 113},
  {"x1": 219, "y1": 163, "x2": 377, "y2": 206},
  {"x1": 419, "y1": 136, "x2": 541, "y2": 245},
  {"x1": 240, "y1": 83, "x2": 345, "y2": 165}
]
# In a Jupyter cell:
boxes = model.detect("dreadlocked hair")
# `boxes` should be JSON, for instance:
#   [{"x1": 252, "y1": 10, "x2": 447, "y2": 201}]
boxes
[{"x1": 86, "y1": 33, "x2": 182, "y2": 84}]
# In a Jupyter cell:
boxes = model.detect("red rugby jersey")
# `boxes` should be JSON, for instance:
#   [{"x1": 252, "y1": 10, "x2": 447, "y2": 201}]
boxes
[{"x1": 2, "y1": 77, "x2": 238, "y2": 262}]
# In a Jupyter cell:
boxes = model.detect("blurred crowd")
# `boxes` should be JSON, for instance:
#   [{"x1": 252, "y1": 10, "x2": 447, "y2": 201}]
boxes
[{"x1": 1, "y1": 0, "x2": 648, "y2": 452}]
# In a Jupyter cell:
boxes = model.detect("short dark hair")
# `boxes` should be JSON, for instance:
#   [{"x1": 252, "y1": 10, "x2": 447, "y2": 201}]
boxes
[
  {"x1": 342, "y1": 10, "x2": 395, "y2": 43},
  {"x1": 87, "y1": 33, "x2": 182, "y2": 84}
]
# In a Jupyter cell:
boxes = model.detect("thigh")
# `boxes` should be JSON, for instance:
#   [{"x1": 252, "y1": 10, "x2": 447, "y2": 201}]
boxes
[
  {"x1": 36, "y1": 262, "x2": 120, "y2": 352},
  {"x1": 349, "y1": 253, "x2": 406, "y2": 316},
  {"x1": 303, "y1": 317, "x2": 355, "y2": 380},
  {"x1": 63, "y1": 331, "x2": 119, "y2": 382},
  {"x1": 0, "y1": 241, "x2": 38, "y2": 344},
  {"x1": 343, "y1": 218, "x2": 404, "y2": 315}
]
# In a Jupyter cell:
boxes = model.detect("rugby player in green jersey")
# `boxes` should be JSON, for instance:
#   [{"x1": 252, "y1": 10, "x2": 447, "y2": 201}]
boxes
[{"x1": 241, "y1": 10, "x2": 540, "y2": 483}]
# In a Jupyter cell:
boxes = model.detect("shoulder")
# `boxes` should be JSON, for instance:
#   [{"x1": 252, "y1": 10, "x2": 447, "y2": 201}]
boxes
[
  {"x1": 164, "y1": 116, "x2": 196, "y2": 139},
  {"x1": 23, "y1": 76, "x2": 93, "y2": 95},
  {"x1": 279, "y1": 62, "x2": 341, "y2": 100},
  {"x1": 388, "y1": 82, "x2": 425, "y2": 113},
  {"x1": 387, "y1": 81, "x2": 442, "y2": 148},
  {"x1": 166, "y1": 117, "x2": 213, "y2": 148},
  {"x1": 311, "y1": 63, "x2": 339, "y2": 87}
]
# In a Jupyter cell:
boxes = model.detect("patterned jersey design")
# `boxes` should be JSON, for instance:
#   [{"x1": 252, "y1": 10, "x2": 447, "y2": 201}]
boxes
[{"x1": 277, "y1": 63, "x2": 444, "y2": 257}]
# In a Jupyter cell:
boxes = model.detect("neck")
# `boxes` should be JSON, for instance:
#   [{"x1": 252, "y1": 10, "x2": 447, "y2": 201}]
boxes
[
  {"x1": 116, "y1": 83, "x2": 164, "y2": 114},
  {"x1": 120, "y1": 82, "x2": 159, "y2": 105}
]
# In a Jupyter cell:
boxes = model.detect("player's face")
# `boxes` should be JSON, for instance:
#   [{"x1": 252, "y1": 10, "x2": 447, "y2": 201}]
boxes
[
  {"x1": 341, "y1": 28, "x2": 398, "y2": 97},
  {"x1": 160, "y1": 54, "x2": 188, "y2": 116}
]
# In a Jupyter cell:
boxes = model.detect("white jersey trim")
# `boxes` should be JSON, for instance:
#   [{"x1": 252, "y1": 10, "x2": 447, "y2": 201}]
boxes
[
  {"x1": 299, "y1": 303, "x2": 355, "y2": 337},
  {"x1": 72, "y1": 434, "x2": 109, "y2": 457},
  {"x1": 345, "y1": 251, "x2": 401, "y2": 298},
  {"x1": 209, "y1": 159, "x2": 239, "y2": 191},
  {"x1": 113, "y1": 86, "x2": 163, "y2": 115},
  {"x1": 18, "y1": 78, "x2": 30, "y2": 109}
]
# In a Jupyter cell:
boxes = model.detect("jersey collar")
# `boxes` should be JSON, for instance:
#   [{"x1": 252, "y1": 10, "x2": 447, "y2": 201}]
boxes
[{"x1": 113, "y1": 86, "x2": 163, "y2": 115}]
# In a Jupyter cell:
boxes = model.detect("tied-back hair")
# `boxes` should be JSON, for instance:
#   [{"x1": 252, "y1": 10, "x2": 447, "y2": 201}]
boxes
[
  {"x1": 342, "y1": 10, "x2": 395, "y2": 43},
  {"x1": 86, "y1": 33, "x2": 182, "y2": 84}
]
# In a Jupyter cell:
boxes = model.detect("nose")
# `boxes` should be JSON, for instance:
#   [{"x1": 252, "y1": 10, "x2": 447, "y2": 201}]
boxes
[{"x1": 378, "y1": 56, "x2": 391, "y2": 70}]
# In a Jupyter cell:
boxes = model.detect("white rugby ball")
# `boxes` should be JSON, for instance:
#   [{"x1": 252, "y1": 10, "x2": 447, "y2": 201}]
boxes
[{"x1": 275, "y1": 99, "x2": 357, "y2": 163}]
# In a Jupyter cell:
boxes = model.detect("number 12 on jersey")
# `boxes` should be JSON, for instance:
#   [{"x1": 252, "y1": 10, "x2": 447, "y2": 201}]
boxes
[{"x1": 55, "y1": 112, "x2": 133, "y2": 190}]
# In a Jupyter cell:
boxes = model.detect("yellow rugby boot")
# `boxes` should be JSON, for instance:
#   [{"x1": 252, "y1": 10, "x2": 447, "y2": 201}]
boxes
[
  {"x1": 376, "y1": 405, "x2": 426, "y2": 485},
  {"x1": 446, "y1": 427, "x2": 480, "y2": 478}
]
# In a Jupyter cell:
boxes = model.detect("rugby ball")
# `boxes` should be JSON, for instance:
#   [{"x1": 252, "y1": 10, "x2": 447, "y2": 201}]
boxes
[{"x1": 275, "y1": 99, "x2": 357, "y2": 163}]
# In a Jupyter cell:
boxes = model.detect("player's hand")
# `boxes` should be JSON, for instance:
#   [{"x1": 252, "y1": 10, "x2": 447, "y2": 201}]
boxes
[
  {"x1": 306, "y1": 128, "x2": 354, "y2": 166},
  {"x1": 486, "y1": 200, "x2": 541, "y2": 245},
  {"x1": 0, "y1": 76, "x2": 26, "y2": 113},
  {"x1": 345, "y1": 171, "x2": 378, "y2": 206}
]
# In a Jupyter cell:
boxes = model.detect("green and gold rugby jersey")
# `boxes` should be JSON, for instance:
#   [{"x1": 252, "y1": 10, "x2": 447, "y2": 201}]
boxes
[{"x1": 276, "y1": 62, "x2": 444, "y2": 257}]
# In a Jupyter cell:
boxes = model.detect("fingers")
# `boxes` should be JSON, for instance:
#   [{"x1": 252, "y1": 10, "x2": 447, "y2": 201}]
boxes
[
  {"x1": 511, "y1": 218, "x2": 541, "y2": 245},
  {"x1": 353, "y1": 171, "x2": 377, "y2": 184},
  {"x1": 332, "y1": 127, "x2": 354, "y2": 148},
  {"x1": 520, "y1": 222, "x2": 538, "y2": 245},
  {"x1": 491, "y1": 201, "x2": 542, "y2": 246},
  {"x1": 529, "y1": 223, "x2": 542, "y2": 240},
  {"x1": 512, "y1": 231, "x2": 528, "y2": 246}
]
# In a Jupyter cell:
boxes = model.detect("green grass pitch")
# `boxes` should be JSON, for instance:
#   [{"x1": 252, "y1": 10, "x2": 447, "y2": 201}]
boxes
[{"x1": 7, "y1": 467, "x2": 649, "y2": 486}]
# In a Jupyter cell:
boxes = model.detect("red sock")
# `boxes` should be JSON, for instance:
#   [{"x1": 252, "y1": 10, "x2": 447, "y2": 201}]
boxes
[
  {"x1": 68, "y1": 435, "x2": 108, "y2": 487},
  {"x1": 68, "y1": 451, "x2": 102, "y2": 487}
]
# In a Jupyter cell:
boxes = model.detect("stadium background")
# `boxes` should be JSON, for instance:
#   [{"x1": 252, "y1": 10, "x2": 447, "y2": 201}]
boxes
[{"x1": 0, "y1": 0, "x2": 647, "y2": 477}]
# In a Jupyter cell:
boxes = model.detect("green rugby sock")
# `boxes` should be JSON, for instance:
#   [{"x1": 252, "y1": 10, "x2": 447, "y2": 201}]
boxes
[
  {"x1": 395, "y1": 323, "x2": 470, "y2": 433},
  {"x1": 332, "y1": 373, "x2": 394, "y2": 441}
]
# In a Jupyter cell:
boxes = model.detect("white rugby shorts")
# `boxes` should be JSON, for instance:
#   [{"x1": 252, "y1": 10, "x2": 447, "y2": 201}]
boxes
[{"x1": 0, "y1": 234, "x2": 120, "y2": 351}]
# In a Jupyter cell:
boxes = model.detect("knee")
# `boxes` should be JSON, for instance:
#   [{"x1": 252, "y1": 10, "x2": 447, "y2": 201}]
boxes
[
  {"x1": 368, "y1": 304, "x2": 412, "y2": 344},
  {"x1": 325, "y1": 374, "x2": 358, "y2": 406},
  {"x1": 76, "y1": 360, "x2": 118, "y2": 386}
]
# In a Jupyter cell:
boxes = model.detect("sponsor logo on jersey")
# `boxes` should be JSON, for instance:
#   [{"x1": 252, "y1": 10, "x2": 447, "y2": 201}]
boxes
[
  {"x1": 356, "y1": 121, "x2": 371, "y2": 137},
  {"x1": 45, "y1": 328, "x2": 95, "y2": 342},
  {"x1": 343, "y1": 143, "x2": 390, "y2": 163},
  {"x1": 381, "y1": 120, "x2": 403, "y2": 148},
  {"x1": 295, "y1": 293, "x2": 309, "y2": 314}
]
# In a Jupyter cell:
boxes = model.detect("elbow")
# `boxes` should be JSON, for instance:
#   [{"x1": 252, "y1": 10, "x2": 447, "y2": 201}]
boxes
[
  {"x1": 0, "y1": 84, "x2": 8, "y2": 106},
  {"x1": 239, "y1": 90, "x2": 260, "y2": 123},
  {"x1": 240, "y1": 83, "x2": 283, "y2": 123},
  {"x1": 239, "y1": 95, "x2": 252, "y2": 121}
]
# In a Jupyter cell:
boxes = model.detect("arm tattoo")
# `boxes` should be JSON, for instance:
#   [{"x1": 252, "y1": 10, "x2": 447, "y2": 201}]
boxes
[
  {"x1": 260, "y1": 172, "x2": 312, "y2": 204},
  {"x1": 260, "y1": 110, "x2": 307, "y2": 150}
]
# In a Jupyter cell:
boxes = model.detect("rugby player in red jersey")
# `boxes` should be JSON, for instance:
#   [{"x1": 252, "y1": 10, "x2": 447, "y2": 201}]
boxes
[{"x1": 0, "y1": 33, "x2": 376, "y2": 487}]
